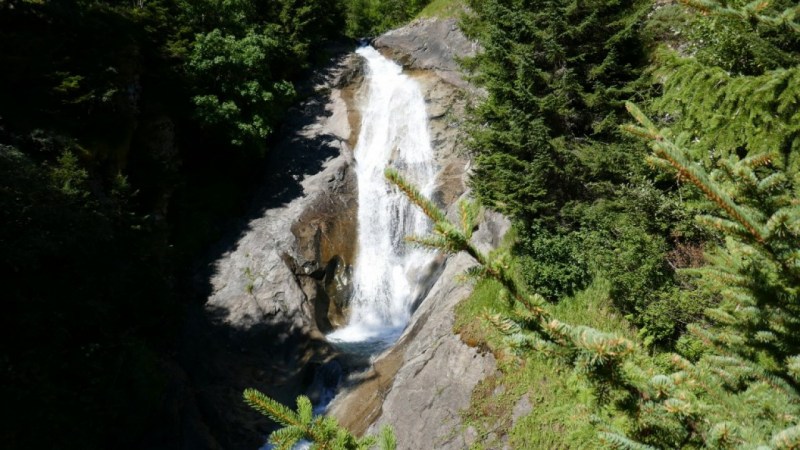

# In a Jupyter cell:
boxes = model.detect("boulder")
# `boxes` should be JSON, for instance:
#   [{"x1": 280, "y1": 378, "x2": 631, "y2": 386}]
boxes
[{"x1": 373, "y1": 18, "x2": 481, "y2": 90}]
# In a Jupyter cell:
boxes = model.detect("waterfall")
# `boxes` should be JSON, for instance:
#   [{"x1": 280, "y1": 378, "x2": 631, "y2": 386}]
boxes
[{"x1": 327, "y1": 46, "x2": 438, "y2": 350}]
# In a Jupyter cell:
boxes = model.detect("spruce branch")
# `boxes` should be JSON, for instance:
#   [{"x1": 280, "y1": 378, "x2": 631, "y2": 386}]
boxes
[
  {"x1": 787, "y1": 356, "x2": 800, "y2": 384},
  {"x1": 387, "y1": 159, "x2": 800, "y2": 448},
  {"x1": 599, "y1": 432, "x2": 658, "y2": 450},
  {"x1": 243, "y1": 388, "x2": 303, "y2": 429},
  {"x1": 385, "y1": 168, "x2": 535, "y2": 309},
  {"x1": 243, "y1": 389, "x2": 394, "y2": 450},
  {"x1": 405, "y1": 235, "x2": 451, "y2": 252},
  {"x1": 708, "y1": 421, "x2": 742, "y2": 448},
  {"x1": 772, "y1": 424, "x2": 800, "y2": 449},
  {"x1": 623, "y1": 102, "x2": 767, "y2": 242},
  {"x1": 458, "y1": 198, "x2": 480, "y2": 239},
  {"x1": 377, "y1": 425, "x2": 397, "y2": 450},
  {"x1": 385, "y1": 168, "x2": 447, "y2": 224},
  {"x1": 386, "y1": 167, "x2": 642, "y2": 394}
]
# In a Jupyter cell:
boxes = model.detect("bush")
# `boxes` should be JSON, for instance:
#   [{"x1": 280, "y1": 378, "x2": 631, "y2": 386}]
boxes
[{"x1": 515, "y1": 226, "x2": 589, "y2": 301}]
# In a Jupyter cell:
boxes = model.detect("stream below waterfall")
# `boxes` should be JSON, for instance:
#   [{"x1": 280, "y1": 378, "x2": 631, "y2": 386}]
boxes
[{"x1": 326, "y1": 46, "x2": 439, "y2": 356}]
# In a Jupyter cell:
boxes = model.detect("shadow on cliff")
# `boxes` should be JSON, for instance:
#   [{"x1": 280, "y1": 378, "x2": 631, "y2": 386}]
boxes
[
  {"x1": 157, "y1": 46, "x2": 359, "y2": 450},
  {"x1": 143, "y1": 303, "x2": 339, "y2": 450},
  {"x1": 199, "y1": 94, "x2": 345, "y2": 274},
  {"x1": 192, "y1": 45, "x2": 356, "y2": 309}
]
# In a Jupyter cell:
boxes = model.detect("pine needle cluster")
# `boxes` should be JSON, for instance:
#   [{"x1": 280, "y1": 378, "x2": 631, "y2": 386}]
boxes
[
  {"x1": 243, "y1": 389, "x2": 396, "y2": 450},
  {"x1": 652, "y1": 57, "x2": 800, "y2": 179}
]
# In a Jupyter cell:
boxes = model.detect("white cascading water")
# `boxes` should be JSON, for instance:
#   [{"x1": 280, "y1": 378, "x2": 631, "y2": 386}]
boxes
[{"x1": 327, "y1": 46, "x2": 438, "y2": 349}]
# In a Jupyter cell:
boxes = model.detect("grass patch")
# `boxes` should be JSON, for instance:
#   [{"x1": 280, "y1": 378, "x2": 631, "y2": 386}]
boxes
[
  {"x1": 417, "y1": 0, "x2": 466, "y2": 19},
  {"x1": 455, "y1": 262, "x2": 639, "y2": 448}
]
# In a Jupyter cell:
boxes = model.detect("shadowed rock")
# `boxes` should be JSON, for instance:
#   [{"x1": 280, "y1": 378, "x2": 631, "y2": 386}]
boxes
[{"x1": 163, "y1": 49, "x2": 366, "y2": 450}]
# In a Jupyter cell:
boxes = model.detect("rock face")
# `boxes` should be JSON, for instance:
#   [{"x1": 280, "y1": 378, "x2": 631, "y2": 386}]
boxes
[
  {"x1": 374, "y1": 18, "x2": 480, "y2": 90},
  {"x1": 205, "y1": 53, "x2": 365, "y2": 337},
  {"x1": 373, "y1": 18, "x2": 480, "y2": 209}
]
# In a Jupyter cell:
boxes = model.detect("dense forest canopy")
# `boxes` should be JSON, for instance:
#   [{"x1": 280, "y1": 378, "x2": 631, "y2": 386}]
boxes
[{"x1": 0, "y1": 0, "x2": 426, "y2": 448}]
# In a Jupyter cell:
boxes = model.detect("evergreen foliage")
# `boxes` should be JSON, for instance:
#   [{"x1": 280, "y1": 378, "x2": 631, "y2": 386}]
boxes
[
  {"x1": 461, "y1": 0, "x2": 651, "y2": 223},
  {"x1": 243, "y1": 389, "x2": 396, "y2": 450},
  {"x1": 626, "y1": 98, "x2": 800, "y2": 387},
  {"x1": 652, "y1": 57, "x2": 800, "y2": 176},
  {"x1": 680, "y1": 0, "x2": 800, "y2": 33},
  {"x1": 388, "y1": 115, "x2": 800, "y2": 445},
  {"x1": 341, "y1": 0, "x2": 432, "y2": 37},
  {"x1": 460, "y1": 0, "x2": 700, "y2": 341},
  {"x1": 447, "y1": 0, "x2": 800, "y2": 445}
]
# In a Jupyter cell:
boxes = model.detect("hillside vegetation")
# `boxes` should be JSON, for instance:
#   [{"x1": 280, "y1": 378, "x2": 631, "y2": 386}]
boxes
[
  {"x1": 454, "y1": 0, "x2": 800, "y2": 447},
  {"x1": 255, "y1": 0, "x2": 800, "y2": 448}
]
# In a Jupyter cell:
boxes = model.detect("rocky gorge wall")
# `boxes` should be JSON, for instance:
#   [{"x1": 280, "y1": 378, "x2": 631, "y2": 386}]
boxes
[{"x1": 165, "y1": 50, "x2": 366, "y2": 450}]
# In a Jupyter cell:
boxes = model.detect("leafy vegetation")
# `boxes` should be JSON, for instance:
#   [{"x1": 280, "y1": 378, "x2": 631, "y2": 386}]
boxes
[
  {"x1": 457, "y1": 0, "x2": 710, "y2": 345},
  {"x1": 0, "y1": 0, "x2": 443, "y2": 446},
  {"x1": 0, "y1": 0, "x2": 352, "y2": 447},
  {"x1": 261, "y1": 0, "x2": 799, "y2": 447},
  {"x1": 342, "y1": 0, "x2": 433, "y2": 37},
  {"x1": 5, "y1": 0, "x2": 800, "y2": 447},
  {"x1": 387, "y1": 98, "x2": 800, "y2": 444},
  {"x1": 416, "y1": 0, "x2": 466, "y2": 19}
]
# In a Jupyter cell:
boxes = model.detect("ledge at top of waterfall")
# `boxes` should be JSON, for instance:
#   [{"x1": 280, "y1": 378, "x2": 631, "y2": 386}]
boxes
[{"x1": 326, "y1": 46, "x2": 440, "y2": 355}]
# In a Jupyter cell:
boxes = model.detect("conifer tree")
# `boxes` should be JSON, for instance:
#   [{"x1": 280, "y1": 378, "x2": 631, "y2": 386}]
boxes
[{"x1": 461, "y1": 0, "x2": 652, "y2": 224}]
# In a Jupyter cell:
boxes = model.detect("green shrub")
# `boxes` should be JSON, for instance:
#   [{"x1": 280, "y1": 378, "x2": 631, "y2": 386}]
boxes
[{"x1": 515, "y1": 226, "x2": 589, "y2": 301}]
